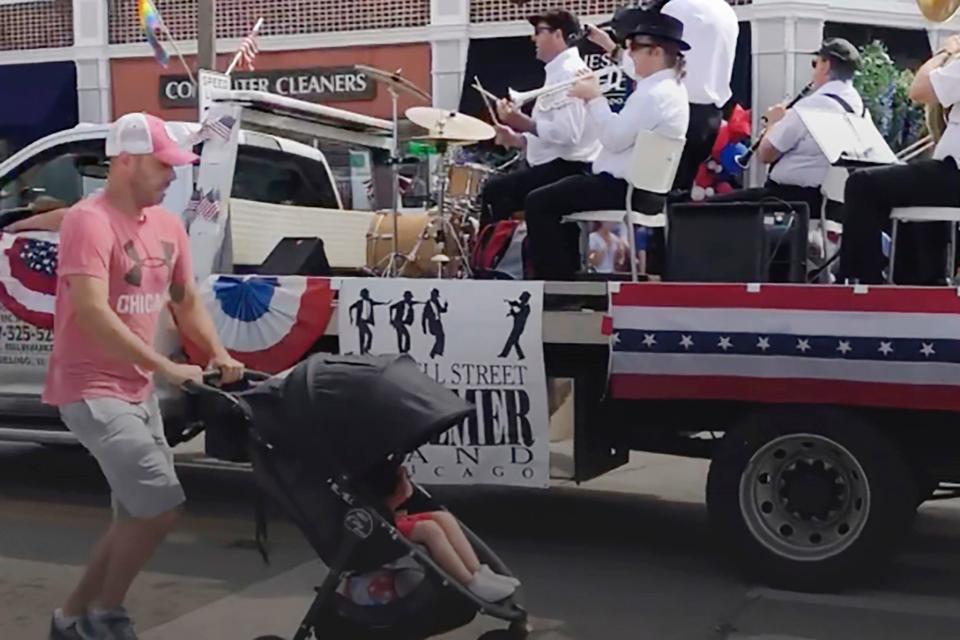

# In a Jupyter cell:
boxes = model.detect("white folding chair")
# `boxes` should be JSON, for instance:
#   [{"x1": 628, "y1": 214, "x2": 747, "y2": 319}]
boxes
[
  {"x1": 562, "y1": 130, "x2": 685, "y2": 281},
  {"x1": 888, "y1": 206, "x2": 960, "y2": 284},
  {"x1": 809, "y1": 166, "x2": 848, "y2": 281}
]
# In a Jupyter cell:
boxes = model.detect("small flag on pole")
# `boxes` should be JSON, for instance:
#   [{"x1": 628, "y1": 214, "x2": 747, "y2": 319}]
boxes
[
  {"x1": 199, "y1": 114, "x2": 237, "y2": 143},
  {"x1": 226, "y1": 17, "x2": 264, "y2": 76},
  {"x1": 238, "y1": 30, "x2": 260, "y2": 71},
  {"x1": 138, "y1": 0, "x2": 169, "y2": 68},
  {"x1": 196, "y1": 189, "x2": 222, "y2": 222}
]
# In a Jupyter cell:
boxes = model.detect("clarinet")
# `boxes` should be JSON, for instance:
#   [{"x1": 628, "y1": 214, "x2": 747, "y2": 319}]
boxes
[{"x1": 735, "y1": 83, "x2": 814, "y2": 169}]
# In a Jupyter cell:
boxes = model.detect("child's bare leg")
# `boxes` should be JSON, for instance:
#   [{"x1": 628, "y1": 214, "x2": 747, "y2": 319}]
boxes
[
  {"x1": 408, "y1": 520, "x2": 473, "y2": 584},
  {"x1": 429, "y1": 511, "x2": 481, "y2": 573}
]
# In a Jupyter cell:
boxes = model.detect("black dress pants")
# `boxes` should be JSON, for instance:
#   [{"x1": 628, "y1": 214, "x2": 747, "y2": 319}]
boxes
[
  {"x1": 839, "y1": 159, "x2": 960, "y2": 285},
  {"x1": 479, "y1": 158, "x2": 590, "y2": 227},
  {"x1": 673, "y1": 103, "x2": 724, "y2": 191},
  {"x1": 525, "y1": 172, "x2": 664, "y2": 281}
]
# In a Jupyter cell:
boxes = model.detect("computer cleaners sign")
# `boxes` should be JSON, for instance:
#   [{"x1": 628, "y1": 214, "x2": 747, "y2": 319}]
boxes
[{"x1": 160, "y1": 66, "x2": 376, "y2": 107}]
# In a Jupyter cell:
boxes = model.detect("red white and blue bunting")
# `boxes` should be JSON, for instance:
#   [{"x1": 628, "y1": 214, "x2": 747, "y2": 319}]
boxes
[
  {"x1": 184, "y1": 275, "x2": 334, "y2": 373},
  {"x1": 0, "y1": 231, "x2": 58, "y2": 329}
]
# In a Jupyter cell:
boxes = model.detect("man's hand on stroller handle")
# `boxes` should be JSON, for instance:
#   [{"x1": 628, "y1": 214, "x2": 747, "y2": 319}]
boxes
[
  {"x1": 210, "y1": 350, "x2": 245, "y2": 385},
  {"x1": 158, "y1": 360, "x2": 204, "y2": 387},
  {"x1": 180, "y1": 368, "x2": 272, "y2": 394}
]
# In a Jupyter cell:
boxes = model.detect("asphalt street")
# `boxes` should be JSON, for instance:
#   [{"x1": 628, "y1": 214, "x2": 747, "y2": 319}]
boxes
[{"x1": 0, "y1": 443, "x2": 958, "y2": 640}]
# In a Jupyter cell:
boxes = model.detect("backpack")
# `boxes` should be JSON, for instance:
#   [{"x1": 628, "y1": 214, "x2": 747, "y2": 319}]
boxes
[{"x1": 471, "y1": 220, "x2": 529, "y2": 279}]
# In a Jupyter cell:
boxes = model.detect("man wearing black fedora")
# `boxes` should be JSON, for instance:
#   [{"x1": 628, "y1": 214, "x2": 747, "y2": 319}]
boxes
[{"x1": 523, "y1": 9, "x2": 691, "y2": 281}]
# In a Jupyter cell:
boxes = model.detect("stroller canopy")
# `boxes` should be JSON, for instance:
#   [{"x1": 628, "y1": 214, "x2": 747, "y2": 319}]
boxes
[{"x1": 253, "y1": 353, "x2": 473, "y2": 477}]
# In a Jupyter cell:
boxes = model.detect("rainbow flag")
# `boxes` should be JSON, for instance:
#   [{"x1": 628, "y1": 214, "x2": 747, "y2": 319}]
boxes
[{"x1": 138, "y1": 0, "x2": 169, "y2": 67}]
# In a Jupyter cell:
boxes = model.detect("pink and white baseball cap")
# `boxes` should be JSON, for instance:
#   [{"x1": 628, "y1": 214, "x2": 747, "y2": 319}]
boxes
[{"x1": 106, "y1": 112, "x2": 199, "y2": 167}]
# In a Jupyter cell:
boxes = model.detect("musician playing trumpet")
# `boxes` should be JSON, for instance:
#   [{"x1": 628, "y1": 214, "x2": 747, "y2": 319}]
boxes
[
  {"x1": 523, "y1": 9, "x2": 690, "y2": 281},
  {"x1": 479, "y1": 9, "x2": 601, "y2": 228},
  {"x1": 839, "y1": 35, "x2": 960, "y2": 285},
  {"x1": 708, "y1": 38, "x2": 865, "y2": 227}
]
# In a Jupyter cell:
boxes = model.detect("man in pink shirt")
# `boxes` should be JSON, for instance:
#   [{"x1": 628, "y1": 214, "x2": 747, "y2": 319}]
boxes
[{"x1": 43, "y1": 112, "x2": 244, "y2": 640}]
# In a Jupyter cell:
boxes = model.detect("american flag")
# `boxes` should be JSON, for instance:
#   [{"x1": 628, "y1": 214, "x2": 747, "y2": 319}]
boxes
[
  {"x1": 18, "y1": 239, "x2": 58, "y2": 279},
  {"x1": 608, "y1": 283, "x2": 960, "y2": 412},
  {"x1": 199, "y1": 114, "x2": 236, "y2": 143},
  {"x1": 196, "y1": 189, "x2": 221, "y2": 222},
  {"x1": 0, "y1": 232, "x2": 59, "y2": 328},
  {"x1": 237, "y1": 29, "x2": 260, "y2": 71},
  {"x1": 184, "y1": 186, "x2": 202, "y2": 222}
]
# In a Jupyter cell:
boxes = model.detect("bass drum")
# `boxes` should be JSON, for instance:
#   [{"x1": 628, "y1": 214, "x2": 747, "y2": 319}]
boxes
[{"x1": 367, "y1": 213, "x2": 441, "y2": 278}]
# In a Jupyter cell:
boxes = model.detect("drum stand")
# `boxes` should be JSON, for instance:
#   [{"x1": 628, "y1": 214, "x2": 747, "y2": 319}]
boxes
[
  {"x1": 379, "y1": 85, "x2": 405, "y2": 278},
  {"x1": 404, "y1": 143, "x2": 473, "y2": 279}
]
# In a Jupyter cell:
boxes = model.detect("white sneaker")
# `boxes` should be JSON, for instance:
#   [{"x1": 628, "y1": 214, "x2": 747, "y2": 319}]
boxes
[
  {"x1": 480, "y1": 564, "x2": 521, "y2": 587},
  {"x1": 466, "y1": 571, "x2": 515, "y2": 602}
]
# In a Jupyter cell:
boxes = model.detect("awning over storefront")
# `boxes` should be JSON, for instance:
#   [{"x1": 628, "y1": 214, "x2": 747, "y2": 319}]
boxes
[{"x1": 0, "y1": 61, "x2": 78, "y2": 152}]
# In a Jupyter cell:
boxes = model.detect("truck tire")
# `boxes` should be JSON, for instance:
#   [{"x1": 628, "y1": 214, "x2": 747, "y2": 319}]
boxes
[{"x1": 706, "y1": 408, "x2": 916, "y2": 592}]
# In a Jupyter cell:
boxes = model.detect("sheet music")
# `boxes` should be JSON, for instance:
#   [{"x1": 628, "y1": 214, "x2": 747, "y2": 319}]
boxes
[{"x1": 795, "y1": 107, "x2": 899, "y2": 166}]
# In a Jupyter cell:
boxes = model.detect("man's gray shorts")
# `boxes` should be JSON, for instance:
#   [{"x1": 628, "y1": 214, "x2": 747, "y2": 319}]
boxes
[{"x1": 60, "y1": 395, "x2": 185, "y2": 519}]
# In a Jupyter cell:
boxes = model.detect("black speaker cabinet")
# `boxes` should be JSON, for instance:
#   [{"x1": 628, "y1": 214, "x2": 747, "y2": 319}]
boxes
[
  {"x1": 665, "y1": 201, "x2": 810, "y2": 283},
  {"x1": 259, "y1": 237, "x2": 332, "y2": 276}
]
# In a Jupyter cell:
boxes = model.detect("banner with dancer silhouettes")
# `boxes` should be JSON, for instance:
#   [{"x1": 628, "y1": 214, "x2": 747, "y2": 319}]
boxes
[{"x1": 338, "y1": 278, "x2": 549, "y2": 487}]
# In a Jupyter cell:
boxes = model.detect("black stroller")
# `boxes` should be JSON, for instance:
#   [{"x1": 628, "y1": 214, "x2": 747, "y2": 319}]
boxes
[{"x1": 188, "y1": 353, "x2": 531, "y2": 640}]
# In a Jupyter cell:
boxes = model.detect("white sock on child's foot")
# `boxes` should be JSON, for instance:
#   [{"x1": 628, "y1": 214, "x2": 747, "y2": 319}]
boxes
[
  {"x1": 481, "y1": 563, "x2": 521, "y2": 587},
  {"x1": 467, "y1": 571, "x2": 515, "y2": 602},
  {"x1": 54, "y1": 609, "x2": 81, "y2": 630}
]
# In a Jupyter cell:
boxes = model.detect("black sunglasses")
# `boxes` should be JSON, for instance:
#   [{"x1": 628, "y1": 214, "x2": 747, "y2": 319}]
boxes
[{"x1": 628, "y1": 41, "x2": 658, "y2": 52}]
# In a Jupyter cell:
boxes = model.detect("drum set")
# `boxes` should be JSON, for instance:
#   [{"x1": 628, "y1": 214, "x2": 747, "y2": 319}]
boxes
[{"x1": 357, "y1": 65, "x2": 501, "y2": 279}]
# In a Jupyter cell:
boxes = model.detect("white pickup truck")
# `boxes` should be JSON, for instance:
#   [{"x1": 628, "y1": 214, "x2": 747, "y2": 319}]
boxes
[{"x1": 0, "y1": 117, "x2": 349, "y2": 446}]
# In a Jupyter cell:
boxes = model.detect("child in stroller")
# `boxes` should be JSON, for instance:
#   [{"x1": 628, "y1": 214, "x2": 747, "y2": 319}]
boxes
[
  {"x1": 192, "y1": 353, "x2": 530, "y2": 640},
  {"x1": 364, "y1": 459, "x2": 520, "y2": 603}
]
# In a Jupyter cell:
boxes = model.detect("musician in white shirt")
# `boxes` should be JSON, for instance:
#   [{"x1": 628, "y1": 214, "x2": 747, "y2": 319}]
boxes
[
  {"x1": 479, "y1": 9, "x2": 602, "y2": 227},
  {"x1": 523, "y1": 9, "x2": 690, "y2": 281},
  {"x1": 840, "y1": 35, "x2": 960, "y2": 284},
  {"x1": 709, "y1": 39, "x2": 865, "y2": 227},
  {"x1": 661, "y1": 0, "x2": 739, "y2": 190}
]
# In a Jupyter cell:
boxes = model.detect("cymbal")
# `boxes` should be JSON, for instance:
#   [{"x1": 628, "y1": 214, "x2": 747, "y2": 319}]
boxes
[
  {"x1": 405, "y1": 107, "x2": 496, "y2": 143},
  {"x1": 355, "y1": 65, "x2": 432, "y2": 102}
]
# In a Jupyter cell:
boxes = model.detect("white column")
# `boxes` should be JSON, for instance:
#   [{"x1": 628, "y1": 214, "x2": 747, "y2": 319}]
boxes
[
  {"x1": 430, "y1": 0, "x2": 470, "y2": 110},
  {"x1": 748, "y1": 12, "x2": 824, "y2": 186},
  {"x1": 73, "y1": 0, "x2": 111, "y2": 123}
]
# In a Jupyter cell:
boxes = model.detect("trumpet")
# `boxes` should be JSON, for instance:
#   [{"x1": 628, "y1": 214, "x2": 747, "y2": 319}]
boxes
[
  {"x1": 735, "y1": 83, "x2": 814, "y2": 169},
  {"x1": 506, "y1": 65, "x2": 622, "y2": 108}
]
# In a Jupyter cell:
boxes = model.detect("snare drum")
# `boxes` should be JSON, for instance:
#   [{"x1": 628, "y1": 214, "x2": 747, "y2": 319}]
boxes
[{"x1": 446, "y1": 163, "x2": 495, "y2": 199}]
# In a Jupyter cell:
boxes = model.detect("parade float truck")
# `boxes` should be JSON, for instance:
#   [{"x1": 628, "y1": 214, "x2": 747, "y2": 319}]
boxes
[{"x1": 0, "y1": 89, "x2": 955, "y2": 593}]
